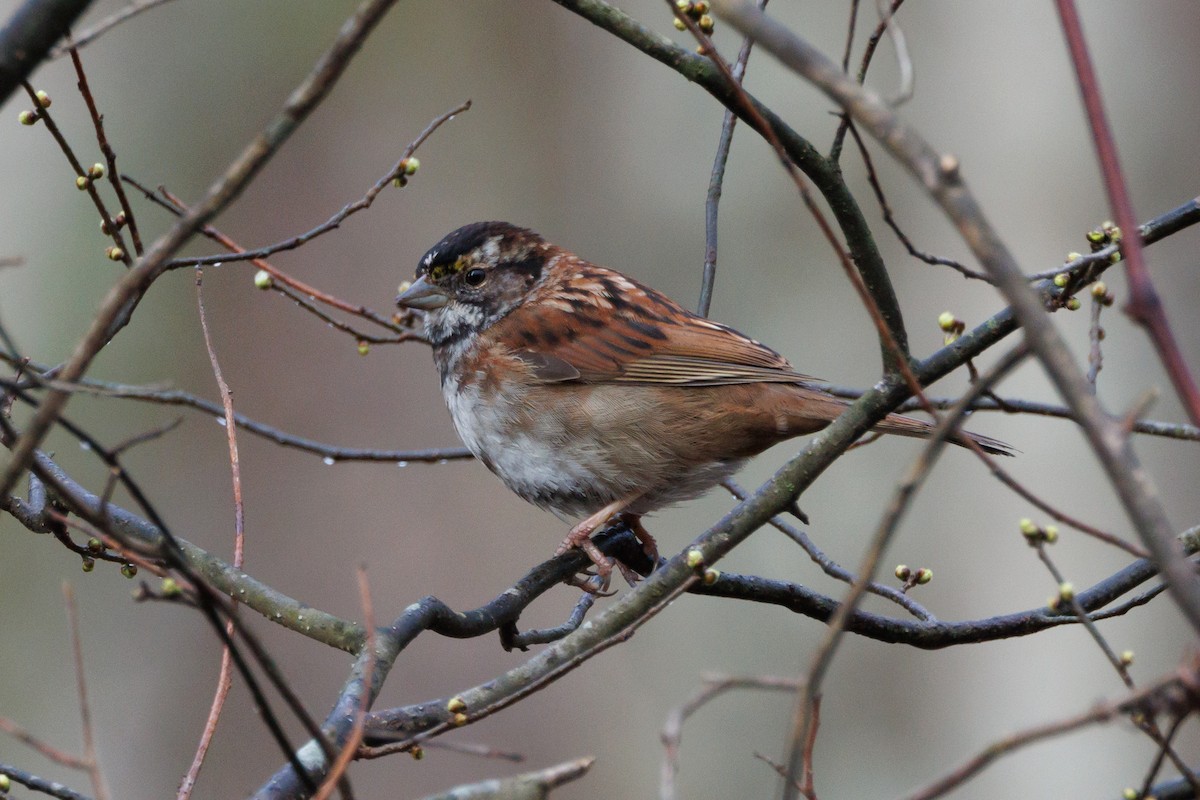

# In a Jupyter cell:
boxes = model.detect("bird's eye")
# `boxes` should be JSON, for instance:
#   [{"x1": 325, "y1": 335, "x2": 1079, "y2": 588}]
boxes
[{"x1": 463, "y1": 267, "x2": 487, "y2": 287}]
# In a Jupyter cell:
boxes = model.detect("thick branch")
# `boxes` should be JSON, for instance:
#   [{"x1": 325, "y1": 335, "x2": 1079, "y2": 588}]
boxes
[{"x1": 0, "y1": 0, "x2": 94, "y2": 104}]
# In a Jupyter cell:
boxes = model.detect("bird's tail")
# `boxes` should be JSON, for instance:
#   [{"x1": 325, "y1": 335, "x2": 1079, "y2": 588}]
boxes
[{"x1": 870, "y1": 411, "x2": 1014, "y2": 456}]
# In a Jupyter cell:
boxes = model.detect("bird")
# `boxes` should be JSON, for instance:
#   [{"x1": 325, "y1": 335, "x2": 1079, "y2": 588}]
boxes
[{"x1": 397, "y1": 221, "x2": 1010, "y2": 587}]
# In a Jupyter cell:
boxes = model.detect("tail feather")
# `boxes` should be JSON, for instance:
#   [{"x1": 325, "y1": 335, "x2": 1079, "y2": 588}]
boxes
[{"x1": 872, "y1": 412, "x2": 1014, "y2": 456}]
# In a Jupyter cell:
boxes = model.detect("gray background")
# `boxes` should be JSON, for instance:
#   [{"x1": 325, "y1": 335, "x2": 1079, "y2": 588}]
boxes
[{"x1": 1, "y1": 1, "x2": 1198, "y2": 797}]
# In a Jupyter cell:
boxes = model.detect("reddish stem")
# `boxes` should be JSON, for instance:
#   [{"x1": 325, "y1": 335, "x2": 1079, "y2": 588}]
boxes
[{"x1": 1055, "y1": 0, "x2": 1200, "y2": 426}]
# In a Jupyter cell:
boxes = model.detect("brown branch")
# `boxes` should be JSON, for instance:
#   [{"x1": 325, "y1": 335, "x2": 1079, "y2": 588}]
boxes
[
  {"x1": 660, "y1": 675, "x2": 801, "y2": 800},
  {"x1": 164, "y1": 100, "x2": 472, "y2": 270},
  {"x1": 18, "y1": 81, "x2": 131, "y2": 266},
  {"x1": 0, "y1": 717, "x2": 89, "y2": 771},
  {"x1": 50, "y1": 0, "x2": 181, "y2": 57},
  {"x1": 899, "y1": 665, "x2": 1200, "y2": 800},
  {"x1": 312, "y1": 568, "x2": 376, "y2": 800},
  {"x1": 63, "y1": 584, "x2": 110, "y2": 800},
  {"x1": 1054, "y1": 0, "x2": 1200, "y2": 427},
  {"x1": 177, "y1": 269, "x2": 248, "y2": 800},
  {"x1": 68, "y1": 43, "x2": 143, "y2": 255}
]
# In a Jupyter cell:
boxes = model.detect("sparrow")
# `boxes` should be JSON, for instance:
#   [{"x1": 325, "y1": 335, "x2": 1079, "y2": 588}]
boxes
[{"x1": 397, "y1": 222, "x2": 1010, "y2": 587}]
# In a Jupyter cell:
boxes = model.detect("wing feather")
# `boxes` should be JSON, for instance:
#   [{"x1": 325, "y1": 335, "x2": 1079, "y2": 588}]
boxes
[{"x1": 486, "y1": 261, "x2": 821, "y2": 387}]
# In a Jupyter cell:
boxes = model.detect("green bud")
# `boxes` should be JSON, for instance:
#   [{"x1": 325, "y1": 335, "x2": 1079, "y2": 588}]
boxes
[
  {"x1": 76, "y1": 175, "x2": 90, "y2": 190},
  {"x1": 0, "y1": 773, "x2": 9, "y2": 791},
  {"x1": 1066, "y1": 297, "x2": 1081, "y2": 311},
  {"x1": 1053, "y1": 272, "x2": 1069, "y2": 287},
  {"x1": 1058, "y1": 582, "x2": 1075, "y2": 601},
  {"x1": 1120, "y1": 650, "x2": 1134, "y2": 666},
  {"x1": 410, "y1": 745, "x2": 424, "y2": 760},
  {"x1": 1043, "y1": 525, "x2": 1059, "y2": 544},
  {"x1": 685, "y1": 548, "x2": 705, "y2": 569},
  {"x1": 81, "y1": 556, "x2": 95, "y2": 572},
  {"x1": 447, "y1": 696, "x2": 467, "y2": 713},
  {"x1": 161, "y1": 577, "x2": 181, "y2": 596},
  {"x1": 1065, "y1": 252, "x2": 1082, "y2": 263},
  {"x1": 357, "y1": 341, "x2": 370, "y2": 356},
  {"x1": 18, "y1": 109, "x2": 38, "y2": 125},
  {"x1": 88, "y1": 163, "x2": 105, "y2": 179},
  {"x1": 703, "y1": 567, "x2": 720, "y2": 585},
  {"x1": 121, "y1": 563, "x2": 137, "y2": 578},
  {"x1": 1019, "y1": 518, "x2": 1039, "y2": 537},
  {"x1": 1091, "y1": 281, "x2": 1107, "y2": 298},
  {"x1": 673, "y1": 17, "x2": 686, "y2": 30},
  {"x1": 87, "y1": 537, "x2": 104, "y2": 554},
  {"x1": 34, "y1": 90, "x2": 51, "y2": 108},
  {"x1": 937, "y1": 311, "x2": 957, "y2": 332},
  {"x1": 895, "y1": 564, "x2": 911, "y2": 581},
  {"x1": 914, "y1": 568, "x2": 932, "y2": 585},
  {"x1": 106, "y1": 246, "x2": 125, "y2": 261},
  {"x1": 451, "y1": 711, "x2": 468, "y2": 726},
  {"x1": 402, "y1": 157, "x2": 420, "y2": 175},
  {"x1": 253, "y1": 269, "x2": 273, "y2": 289}
]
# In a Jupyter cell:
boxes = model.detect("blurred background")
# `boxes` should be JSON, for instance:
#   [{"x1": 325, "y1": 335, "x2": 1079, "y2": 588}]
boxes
[{"x1": 2, "y1": 1, "x2": 1199, "y2": 797}]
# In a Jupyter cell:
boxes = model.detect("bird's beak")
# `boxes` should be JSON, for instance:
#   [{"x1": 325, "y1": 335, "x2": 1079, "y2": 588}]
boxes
[{"x1": 396, "y1": 275, "x2": 449, "y2": 310}]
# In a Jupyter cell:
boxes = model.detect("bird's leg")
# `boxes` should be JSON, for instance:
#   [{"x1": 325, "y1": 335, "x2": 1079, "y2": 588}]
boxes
[{"x1": 556, "y1": 496, "x2": 642, "y2": 590}]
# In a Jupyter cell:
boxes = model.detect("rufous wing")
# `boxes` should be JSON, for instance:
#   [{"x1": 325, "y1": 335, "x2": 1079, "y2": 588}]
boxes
[{"x1": 489, "y1": 263, "x2": 823, "y2": 388}]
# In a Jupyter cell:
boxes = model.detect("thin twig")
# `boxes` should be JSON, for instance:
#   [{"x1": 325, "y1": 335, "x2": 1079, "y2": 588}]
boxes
[
  {"x1": 419, "y1": 740, "x2": 525, "y2": 763},
  {"x1": 164, "y1": 100, "x2": 472, "y2": 270},
  {"x1": 18, "y1": 81, "x2": 130, "y2": 266},
  {"x1": 2, "y1": 358, "x2": 471, "y2": 463},
  {"x1": 660, "y1": 674, "x2": 801, "y2": 800},
  {"x1": 0, "y1": 717, "x2": 89, "y2": 771},
  {"x1": 50, "y1": 0, "x2": 182, "y2": 57},
  {"x1": 1086, "y1": 281, "x2": 1106, "y2": 390},
  {"x1": 177, "y1": 269, "x2": 248, "y2": 800},
  {"x1": 146, "y1": 182, "x2": 411, "y2": 337},
  {"x1": 844, "y1": 121, "x2": 988, "y2": 281},
  {"x1": 698, "y1": 2, "x2": 765, "y2": 317},
  {"x1": 721, "y1": 478, "x2": 934, "y2": 620},
  {"x1": 312, "y1": 568, "x2": 376, "y2": 800},
  {"x1": 829, "y1": 0, "x2": 904, "y2": 161},
  {"x1": 780, "y1": 344, "x2": 1027, "y2": 798},
  {"x1": 899, "y1": 667, "x2": 1198, "y2": 800},
  {"x1": 67, "y1": 42, "x2": 143, "y2": 255},
  {"x1": 63, "y1": 584, "x2": 110, "y2": 800},
  {"x1": 824, "y1": 382, "x2": 1200, "y2": 443}
]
